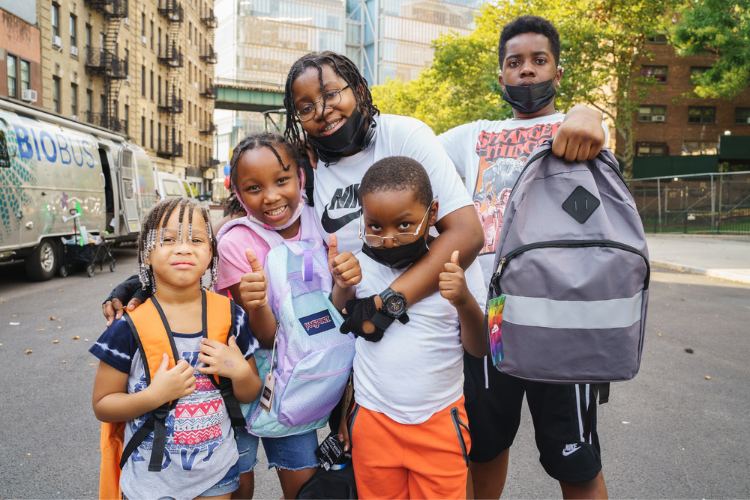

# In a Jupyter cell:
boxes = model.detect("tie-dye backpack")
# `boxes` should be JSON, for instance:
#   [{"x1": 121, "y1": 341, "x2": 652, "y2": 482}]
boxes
[{"x1": 217, "y1": 207, "x2": 356, "y2": 437}]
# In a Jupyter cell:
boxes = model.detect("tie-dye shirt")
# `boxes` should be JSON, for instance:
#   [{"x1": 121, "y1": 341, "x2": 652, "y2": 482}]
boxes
[{"x1": 89, "y1": 303, "x2": 258, "y2": 500}]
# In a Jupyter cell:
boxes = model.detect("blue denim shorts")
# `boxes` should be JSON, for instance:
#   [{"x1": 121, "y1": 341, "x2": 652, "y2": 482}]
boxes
[
  {"x1": 236, "y1": 428, "x2": 320, "y2": 471},
  {"x1": 124, "y1": 462, "x2": 240, "y2": 500}
]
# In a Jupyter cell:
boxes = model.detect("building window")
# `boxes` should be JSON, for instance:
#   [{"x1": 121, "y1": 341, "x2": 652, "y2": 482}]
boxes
[
  {"x1": 150, "y1": 21, "x2": 154, "y2": 50},
  {"x1": 123, "y1": 49, "x2": 129, "y2": 76},
  {"x1": 647, "y1": 32, "x2": 667, "y2": 44},
  {"x1": 683, "y1": 141, "x2": 718, "y2": 155},
  {"x1": 7, "y1": 55, "x2": 17, "y2": 98},
  {"x1": 141, "y1": 13, "x2": 146, "y2": 37},
  {"x1": 735, "y1": 108, "x2": 750, "y2": 125},
  {"x1": 640, "y1": 66, "x2": 667, "y2": 83},
  {"x1": 71, "y1": 84, "x2": 78, "y2": 116},
  {"x1": 150, "y1": 119, "x2": 154, "y2": 149},
  {"x1": 637, "y1": 142, "x2": 668, "y2": 157},
  {"x1": 85, "y1": 24, "x2": 92, "y2": 61},
  {"x1": 70, "y1": 15, "x2": 77, "y2": 49},
  {"x1": 20, "y1": 60, "x2": 30, "y2": 92},
  {"x1": 690, "y1": 67, "x2": 709, "y2": 84},
  {"x1": 150, "y1": 70, "x2": 154, "y2": 100},
  {"x1": 86, "y1": 90, "x2": 93, "y2": 122},
  {"x1": 688, "y1": 107, "x2": 716, "y2": 124},
  {"x1": 141, "y1": 65, "x2": 146, "y2": 96},
  {"x1": 124, "y1": 105, "x2": 129, "y2": 135},
  {"x1": 638, "y1": 106, "x2": 666, "y2": 123},
  {"x1": 52, "y1": 4, "x2": 60, "y2": 38},
  {"x1": 141, "y1": 116, "x2": 146, "y2": 145},
  {"x1": 53, "y1": 77, "x2": 61, "y2": 113},
  {"x1": 157, "y1": 75, "x2": 161, "y2": 102}
]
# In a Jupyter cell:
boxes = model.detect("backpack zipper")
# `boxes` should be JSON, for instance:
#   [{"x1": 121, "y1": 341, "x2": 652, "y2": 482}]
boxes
[{"x1": 490, "y1": 239, "x2": 650, "y2": 296}]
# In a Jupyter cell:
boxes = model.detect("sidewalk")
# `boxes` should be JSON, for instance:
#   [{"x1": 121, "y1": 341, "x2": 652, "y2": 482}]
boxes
[{"x1": 646, "y1": 234, "x2": 750, "y2": 284}]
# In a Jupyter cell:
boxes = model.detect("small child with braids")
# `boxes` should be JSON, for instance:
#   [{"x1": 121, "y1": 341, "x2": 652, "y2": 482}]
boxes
[
  {"x1": 214, "y1": 131, "x2": 360, "y2": 500},
  {"x1": 90, "y1": 198, "x2": 262, "y2": 500}
]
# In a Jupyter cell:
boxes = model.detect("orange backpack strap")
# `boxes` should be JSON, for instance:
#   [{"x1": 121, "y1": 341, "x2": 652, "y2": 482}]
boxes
[
  {"x1": 202, "y1": 291, "x2": 246, "y2": 428},
  {"x1": 99, "y1": 421, "x2": 125, "y2": 500},
  {"x1": 121, "y1": 298, "x2": 180, "y2": 472}
]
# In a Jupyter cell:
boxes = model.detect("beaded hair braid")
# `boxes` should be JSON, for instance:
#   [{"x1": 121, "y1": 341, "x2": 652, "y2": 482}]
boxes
[
  {"x1": 228, "y1": 131, "x2": 302, "y2": 192},
  {"x1": 137, "y1": 197, "x2": 219, "y2": 292},
  {"x1": 283, "y1": 51, "x2": 380, "y2": 149}
]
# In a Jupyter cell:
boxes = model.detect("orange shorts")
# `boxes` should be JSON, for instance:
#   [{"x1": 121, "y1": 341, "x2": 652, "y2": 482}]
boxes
[{"x1": 349, "y1": 396, "x2": 471, "y2": 499}]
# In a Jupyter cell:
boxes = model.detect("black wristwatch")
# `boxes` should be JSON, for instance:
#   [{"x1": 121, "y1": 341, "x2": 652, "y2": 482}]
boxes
[{"x1": 379, "y1": 288, "x2": 409, "y2": 324}]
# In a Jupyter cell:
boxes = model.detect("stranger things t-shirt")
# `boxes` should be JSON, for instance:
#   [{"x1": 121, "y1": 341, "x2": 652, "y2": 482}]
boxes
[
  {"x1": 438, "y1": 114, "x2": 566, "y2": 287},
  {"x1": 89, "y1": 302, "x2": 259, "y2": 500}
]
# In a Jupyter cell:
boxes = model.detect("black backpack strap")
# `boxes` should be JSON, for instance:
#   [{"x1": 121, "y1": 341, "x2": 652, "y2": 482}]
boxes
[
  {"x1": 596, "y1": 382, "x2": 610, "y2": 405},
  {"x1": 299, "y1": 153, "x2": 315, "y2": 207}
]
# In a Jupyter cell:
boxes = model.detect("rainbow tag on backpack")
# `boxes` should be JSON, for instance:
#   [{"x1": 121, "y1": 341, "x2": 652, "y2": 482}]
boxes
[{"x1": 488, "y1": 296, "x2": 505, "y2": 366}]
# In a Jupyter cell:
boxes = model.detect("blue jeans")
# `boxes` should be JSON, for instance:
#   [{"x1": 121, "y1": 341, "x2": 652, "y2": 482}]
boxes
[{"x1": 237, "y1": 428, "x2": 320, "y2": 471}]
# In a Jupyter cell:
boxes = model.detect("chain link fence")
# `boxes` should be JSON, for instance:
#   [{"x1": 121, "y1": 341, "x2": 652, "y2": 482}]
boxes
[{"x1": 626, "y1": 171, "x2": 750, "y2": 234}]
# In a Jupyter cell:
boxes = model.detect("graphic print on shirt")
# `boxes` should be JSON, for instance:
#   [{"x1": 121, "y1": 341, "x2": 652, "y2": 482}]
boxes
[
  {"x1": 321, "y1": 183, "x2": 362, "y2": 234},
  {"x1": 129, "y1": 350, "x2": 225, "y2": 471},
  {"x1": 473, "y1": 122, "x2": 561, "y2": 255}
]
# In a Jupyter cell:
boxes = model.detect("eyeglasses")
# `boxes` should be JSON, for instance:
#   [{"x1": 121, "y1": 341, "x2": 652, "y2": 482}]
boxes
[
  {"x1": 296, "y1": 86, "x2": 350, "y2": 122},
  {"x1": 358, "y1": 204, "x2": 432, "y2": 248}
]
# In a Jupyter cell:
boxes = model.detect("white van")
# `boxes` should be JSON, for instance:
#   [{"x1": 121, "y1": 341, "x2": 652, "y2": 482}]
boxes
[
  {"x1": 158, "y1": 171, "x2": 188, "y2": 199},
  {"x1": 0, "y1": 96, "x2": 158, "y2": 280}
]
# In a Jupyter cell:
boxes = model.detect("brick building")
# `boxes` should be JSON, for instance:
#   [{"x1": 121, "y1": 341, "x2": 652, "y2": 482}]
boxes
[
  {"x1": 0, "y1": 7, "x2": 42, "y2": 106},
  {"x1": 626, "y1": 38, "x2": 750, "y2": 161},
  {"x1": 11, "y1": 0, "x2": 219, "y2": 193}
]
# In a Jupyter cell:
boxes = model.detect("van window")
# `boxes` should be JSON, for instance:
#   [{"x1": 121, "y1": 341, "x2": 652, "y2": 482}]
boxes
[
  {"x1": 163, "y1": 179, "x2": 182, "y2": 197},
  {"x1": 0, "y1": 131, "x2": 10, "y2": 168}
]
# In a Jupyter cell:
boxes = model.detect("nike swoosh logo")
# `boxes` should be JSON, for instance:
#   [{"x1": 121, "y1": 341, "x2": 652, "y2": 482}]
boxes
[
  {"x1": 562, "y1": 445, "x2": 581, "y2": 457},
  {"x1": 321, "y1": 204, "x2": 362, "y2": 233}
]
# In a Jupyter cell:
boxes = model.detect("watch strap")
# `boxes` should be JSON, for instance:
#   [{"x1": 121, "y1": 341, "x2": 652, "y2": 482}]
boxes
[{"x1": 370, "y1": 310, "x2": 395, "y2": 331}]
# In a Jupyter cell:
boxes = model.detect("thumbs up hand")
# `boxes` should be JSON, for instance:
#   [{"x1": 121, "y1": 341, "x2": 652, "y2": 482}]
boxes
[
  {"x1": 328, "y1": 234, "x2": 362, "y2": 289},
  {"x1": 439, "y1": 250, "x2": 470, "y2": 308},
  {"x1": 240, "y1": 248, "x2": 268, "y2": 309}
]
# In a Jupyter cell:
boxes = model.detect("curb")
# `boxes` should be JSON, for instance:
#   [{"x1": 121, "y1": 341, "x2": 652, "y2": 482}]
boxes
[{"x1": 650, "y1": 260, "x2": 750, "y2": 285}]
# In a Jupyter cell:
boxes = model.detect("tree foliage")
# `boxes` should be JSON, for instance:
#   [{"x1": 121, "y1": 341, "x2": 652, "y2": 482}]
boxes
[
  {"x1": 372, "y1": 0, "x2": 685, "y2": 176},
  {"x1": 672, "y1": 0, "x2": 750, "y2": 99}
]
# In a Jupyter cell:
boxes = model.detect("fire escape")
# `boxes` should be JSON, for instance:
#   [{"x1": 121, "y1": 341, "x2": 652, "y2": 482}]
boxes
[
  {"x1": 83, "y1": 0, "x2": 127, "y2": 132},
  {"x1": 199, "y1": 6, "x2": 218, "y2": 172},
  {"x1": 157, "y1": 0, "x2": 184, "y2": 161}
]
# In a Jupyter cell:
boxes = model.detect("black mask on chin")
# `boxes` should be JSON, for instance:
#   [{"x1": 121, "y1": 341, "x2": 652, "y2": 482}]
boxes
[
  {"x1": 308, "y1": 108, "x2": 369, "y2": 164},
  {"x1": 361, "y1": 236, "x2": 430, "y2": 269},
  {"x1": 502, "y1": 77, "x2": 557, "y2": 114}
]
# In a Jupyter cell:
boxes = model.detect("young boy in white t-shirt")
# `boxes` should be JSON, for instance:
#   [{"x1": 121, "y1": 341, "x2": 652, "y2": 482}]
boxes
[{"x1": 331, "y1": 155, "x2": 487, "y2": 499}]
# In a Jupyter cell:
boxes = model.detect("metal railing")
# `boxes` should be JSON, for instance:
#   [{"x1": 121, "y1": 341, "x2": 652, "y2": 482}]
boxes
[
  {"x1": 85, "y1": 48, "x2": 127, "y2": 79},
  {"x1": 214, "y1": 77, "x2": 284, "y2": 92},
  {"x1": 200, "y1": 84, "x2": 216, "y2": 99},
  {"x1": 158, "y1": 46, "x2": 183, "y2": 68},
  {"x1": 199, "y1": 122, "x2": 216, "y2": 135},
  {"x1": 83, "y1": 0, "x2": 127, "y2": 17},
  {"x1": 157, "y1": 95, "x2": 183, "y2": 114},
  {"x1": 625, "y1": 171, "x2": 750, "y2": 234},
  {"x1": 86, "y1": 111, "x2": 124, "y2": 133},
  {"x1": 200, "y1": 8, "x2": 218, "y2": 29},
  {"x1": 200, "y1": 45, "x2": 217, "y2": 64},
  {"x1": 156, "y1": 139, "x2": 183, "y2": 158},
  {"x1": 157, "y1": 0, "x2": 183, "y2": 22}
]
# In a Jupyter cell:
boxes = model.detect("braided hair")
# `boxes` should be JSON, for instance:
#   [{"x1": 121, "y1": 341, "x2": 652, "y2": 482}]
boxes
[
  {"x1": 283, "y1": 51, "x2": 380, "y2": 149},
  {"x1": 137, "y1": 197, "x2": 219, "y2": 291},
  {"x1": 228, "y1": 131, "x2": 302, "y2": 192}
]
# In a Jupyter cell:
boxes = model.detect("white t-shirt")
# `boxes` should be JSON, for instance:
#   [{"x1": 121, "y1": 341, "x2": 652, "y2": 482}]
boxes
[
  {"x1": 352, "y1": 252, "x2": 486, "y2": 425},
  {"x1": 438, "y1": 113, "x2": 609, "y2": 288},
  {"x1": 313, "y1": 114, "x2": 473, "y2": 255}
]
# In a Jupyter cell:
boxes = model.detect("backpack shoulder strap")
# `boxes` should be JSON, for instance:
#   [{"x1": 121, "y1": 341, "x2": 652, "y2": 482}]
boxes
[
  {"x1": 202, "y1": 290, "x2": 246, "y2": 428},
  {"x1": 120, "y1": 298, "x2": 179, "y2": 472}
]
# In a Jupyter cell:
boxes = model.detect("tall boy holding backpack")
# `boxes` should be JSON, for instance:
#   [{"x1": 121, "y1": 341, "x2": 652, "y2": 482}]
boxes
[{"x1": 438, "y1": 15, "x2": 610, "y2": 499}]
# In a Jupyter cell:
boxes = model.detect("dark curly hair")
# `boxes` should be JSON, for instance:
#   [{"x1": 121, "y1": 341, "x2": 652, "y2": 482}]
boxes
[
  {"x1": 498, "y1": 16, "x2": 561, "y2": 68},
  {"x1": 228, "y1": 131, "x2": 302, "y2": 191},
  {"x1": 360, "y1": 156, "x2": 433, "y2": 208},
  {"x1": 283, "y1": 51, "x2": 380, "y2": 149}
]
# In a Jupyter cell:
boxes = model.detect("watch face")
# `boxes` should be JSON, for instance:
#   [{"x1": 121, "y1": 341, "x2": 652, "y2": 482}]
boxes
[{"x1": 386, "y1": 296, "x2": 405, "y2": 316}]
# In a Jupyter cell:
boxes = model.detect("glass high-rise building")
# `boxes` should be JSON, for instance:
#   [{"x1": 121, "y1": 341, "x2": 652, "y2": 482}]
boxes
[{"x1": 213, "y1": 0, "x2": 485, "y2": 174}]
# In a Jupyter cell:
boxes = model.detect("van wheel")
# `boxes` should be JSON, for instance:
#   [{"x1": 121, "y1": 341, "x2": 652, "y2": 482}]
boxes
[{"x1": 25, "y1": 239, "x2": 58, "y2": 281}]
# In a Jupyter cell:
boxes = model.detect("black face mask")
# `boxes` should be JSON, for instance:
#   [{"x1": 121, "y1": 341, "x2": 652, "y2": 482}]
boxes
[
  {"x1": 309, "y1": 108, "x2": 369, "y2": 164},
  {"x1": 502, "y1": 77, "x2": 557, "y2": 114},
  {"x1": 361, "y1": 236, "x2": 430, "y2": 270}
]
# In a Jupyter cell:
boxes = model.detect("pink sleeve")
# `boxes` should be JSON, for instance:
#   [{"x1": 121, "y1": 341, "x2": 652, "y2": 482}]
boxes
[{"x1": 216, "y1": 226, "x2": 271, "y2": 293}]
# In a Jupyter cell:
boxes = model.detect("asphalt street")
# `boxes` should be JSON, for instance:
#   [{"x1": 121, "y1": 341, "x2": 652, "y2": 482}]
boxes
[{"x1": 1, "y1": 248, "x2": 749, "y2": 498}]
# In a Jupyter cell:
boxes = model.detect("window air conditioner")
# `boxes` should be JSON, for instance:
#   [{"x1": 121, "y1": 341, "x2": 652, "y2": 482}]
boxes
[
  {"x1": 21, "y1": 89, "x2": 37, "y2": 103},
  {"x1": 194, "y1": 82, "x2": 198, "y2": 89},
  {"x1": 52, "y1": 36, "x2": 62, "y2": 48},
  {"x1": 125, "y1": 75, "x2": 131, "y2": 83},
  {"x1": 71, "y1": 45, "x2": 79, "y2": 56},
  {"x1": 71, "y1": 115, "x2": 79, "y2": 121},
  {"x1": 124, "y1": 18, "x2": 130, "y2": 26},
  {"x1": 142, "y1": 36, "x2": 148, "y2": 45},
  {"x1": 652, "y1": 115, "x2": 666, "y2": 122}
]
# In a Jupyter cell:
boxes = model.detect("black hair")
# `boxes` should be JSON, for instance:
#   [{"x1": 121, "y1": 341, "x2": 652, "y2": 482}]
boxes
[
  {"x1": 360, "y1": 156, "x2": 433, "y2": 208},
  {"x1": 283, "y1": 51, "x2": 380, "y2": 148},
  {"x1": 498, "y1": 15, "x2": 561, "y2": 68},
  {"x1": 138, "y1": 197, "x2": 217, "y2": 288},
  {"x1": 222, "y1": 192, "x2": 246, "y2": 217},
  {"x1": 228, "y1": 131, "x2": 302, "y2": 191}
]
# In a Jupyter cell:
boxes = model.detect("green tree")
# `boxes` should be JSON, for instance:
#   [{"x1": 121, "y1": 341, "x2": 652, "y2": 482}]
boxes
[
  {"x1": 372, "y1": 0, "x2": 685, "y2": 177},
  {"x1": 672, "y1": 0, "x2": 750, "y2": 99}
]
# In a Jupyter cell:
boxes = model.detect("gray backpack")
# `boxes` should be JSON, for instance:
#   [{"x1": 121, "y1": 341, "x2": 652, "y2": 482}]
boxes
[{"x1": 487, "y1": 140, "x2": 649, "y2": 386}]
